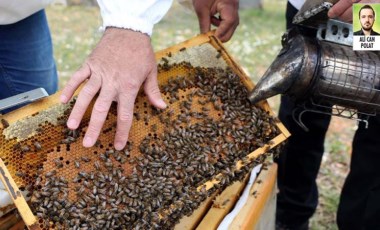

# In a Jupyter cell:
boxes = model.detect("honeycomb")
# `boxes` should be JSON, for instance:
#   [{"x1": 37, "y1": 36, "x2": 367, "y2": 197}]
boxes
[{"x1": 0, "y1": 35, "x2": 288, "y2": 229}]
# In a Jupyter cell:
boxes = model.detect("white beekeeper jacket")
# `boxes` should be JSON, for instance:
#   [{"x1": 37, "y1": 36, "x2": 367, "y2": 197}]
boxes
[{"x1": 0, "y1": 0, "x2": 173, "y2": 36}]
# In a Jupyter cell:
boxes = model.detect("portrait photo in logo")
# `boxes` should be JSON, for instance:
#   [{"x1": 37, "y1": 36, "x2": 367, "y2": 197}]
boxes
[
  {"x1": 353, "y1": 3, "x2": 380, "y2": 50},
  {"x1": 353, "y1": 4, "x2": 380, "y2": 36}
]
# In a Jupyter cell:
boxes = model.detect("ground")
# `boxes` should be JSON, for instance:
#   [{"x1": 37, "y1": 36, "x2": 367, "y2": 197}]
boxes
[{"x1": 46, "y1": 1, "x2": 354, "y2": 229}]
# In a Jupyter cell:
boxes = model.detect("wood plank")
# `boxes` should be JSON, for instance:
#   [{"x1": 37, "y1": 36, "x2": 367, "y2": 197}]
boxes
[
  {"x1": 0, "y1": 212, "x2": 20, "y2": 230},
  {"x1": 0, "y1": 159, "x2": 38, "y2": 229},
  {"x1": 196, "y1": 173, "x2": 250, "y2": 230},
  {"x1": 8, "y1": 220, "x2": 25, "y2": 230},
  {"x1": 229, "y1": 163, "x2": 277, "y2": 229},
  {"x1": 174, "y1": 192, "x2": 217, "y2": 230}
]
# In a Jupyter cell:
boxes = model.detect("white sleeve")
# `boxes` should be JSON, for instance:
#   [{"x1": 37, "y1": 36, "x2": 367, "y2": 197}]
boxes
[{"x1": 97, "y1": 0, "x2": 173, "y2": 36}]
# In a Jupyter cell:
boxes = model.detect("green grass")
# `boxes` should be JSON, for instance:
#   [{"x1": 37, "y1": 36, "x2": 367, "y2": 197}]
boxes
[{"x1": 46, "y1": 2, "x2": 351, "y2": 229}]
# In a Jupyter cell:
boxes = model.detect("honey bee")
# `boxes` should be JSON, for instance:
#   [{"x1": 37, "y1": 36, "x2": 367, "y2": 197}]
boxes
[
  {"x1": 216, "y1": 51, "x2": 222, "y2": 59},
  {"x1": 1, "y1": 119, "x2": 9, "y2": 128},
  {"x1": 134, "y1": 112, "x2": 141, "y2": 121},
  {"x1": 45, "y1": 170, "x2": 57, "y2": 178},
  {"x1": 74, "y1": 160, "x2": 80, "y2": 169},
  {"x1": 33, "y1": 141, "x2": 42, "y2": 151},
  {"x1": 95, "y1": 140, "x2": 101, "y2": 147},
  {"x1": 54, "y1": 159, "x2": 63, "y2": 168},
  {"x1": 161, "y1": 57, "x2": 169, "y2": 64},
  {"x1": 81, "y1": 156, "x2": 91, "y2": 162},
  {"x1": 21, "y1": 145, "x2": 30, "y2": 153},
  {"x1": 94, "y1": 161, "x2": 100, "y2": 170},
  {"x1": 15, "y1": 171, "x2": 25, "y2": 177}
]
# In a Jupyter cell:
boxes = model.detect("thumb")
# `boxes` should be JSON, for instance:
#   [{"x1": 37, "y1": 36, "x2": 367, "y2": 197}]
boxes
[
  {"x1": 328, "y1": 0, "x2": 351, "y2": 18},
  {"x1": 144, "y1": 68, "x2": 167, "y2": 109}
]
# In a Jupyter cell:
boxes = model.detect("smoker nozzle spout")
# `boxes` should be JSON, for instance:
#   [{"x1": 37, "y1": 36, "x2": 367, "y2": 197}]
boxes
[{"x1": 248, "y1": 36, "x2": 307, "y2": 104}]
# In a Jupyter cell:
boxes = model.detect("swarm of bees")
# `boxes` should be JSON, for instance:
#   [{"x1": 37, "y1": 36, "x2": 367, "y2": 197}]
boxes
[{"x1": 28, "y1": 64, "x2": 281, "y2": 229}]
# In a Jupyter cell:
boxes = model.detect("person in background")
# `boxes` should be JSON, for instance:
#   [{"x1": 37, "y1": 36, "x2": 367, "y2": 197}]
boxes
[{"x1": 275, "y1": 0, "x2": 380, "y2": 229}]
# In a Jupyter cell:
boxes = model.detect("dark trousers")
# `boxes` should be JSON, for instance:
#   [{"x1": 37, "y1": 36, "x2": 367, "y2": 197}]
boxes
[
  {"x1": 275, "y1": 2, "x2": 380, "y2": 230},
  {"x1": 0, "y1": 10, "x2": 58, "y2": 113}
]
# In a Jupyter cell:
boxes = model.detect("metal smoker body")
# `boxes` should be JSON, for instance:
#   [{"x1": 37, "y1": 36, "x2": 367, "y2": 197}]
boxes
[
  {"x1": 250, "y1": 28, "x2": 380, "y2": 112},
  {"x1": 315, "y1": 39, "x2": 380, "y2": 112},
  {"x1": 249, "y1": 15, "x2": 380, "y2": 127}
]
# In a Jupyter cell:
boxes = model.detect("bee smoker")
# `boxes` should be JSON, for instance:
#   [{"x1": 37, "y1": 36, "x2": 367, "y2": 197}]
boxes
[{"x1": 249, "y1": 18, "x2": 380, "y2": 128}]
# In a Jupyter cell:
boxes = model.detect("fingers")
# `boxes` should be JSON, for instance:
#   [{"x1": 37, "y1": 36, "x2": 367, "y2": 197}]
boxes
[
  {"x1": 211, "y1": 16, "x2": 221, "y2": 27},
  {"x1": 66, "y1": 74, "x2": 101, "y2": 130},
  {"x1": 114, "y1": 90, "x2": 138, "y2": 150},
  {"x1": 339, "y1": 6, "x2": 353, "y2": 22},
  {"x1": 192, "y1": 0, "x2": 239, "y2": 41},
  {"x1": 144, "y1": 68, "x2": 167, "y2": 109},
  {"x1": 62, "y1": 29, "x2": 158, "y2": 150},
  {"x1": 328, "y1": 0, "x2": 352, "y2": 20},
  {"x1": 193, "y1": 0, "x2": 212, "y2": 34},
  {"x1": 214, "y1": 1, "x2": 239, "y2": 42},
  {"x1": 215, "y1": 17, "x2": 239, "y2": 42},
  {"x1": 214, "y1": 15, "x2": 239, "y2": 42},
  {"x1": 196, "y1": 8, "x2": 212, "y2": 34},
  {"x1": 60, "y1": 64, "x2": 91, "y2": 103},
  {"x1": 82, "y1": 87, "x2": 114, "y2": 148}
]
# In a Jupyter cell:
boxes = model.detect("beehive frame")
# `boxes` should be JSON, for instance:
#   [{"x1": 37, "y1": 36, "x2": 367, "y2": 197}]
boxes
[{"x1": 0, "y1": 32, "x2": 290, "y2": 229}]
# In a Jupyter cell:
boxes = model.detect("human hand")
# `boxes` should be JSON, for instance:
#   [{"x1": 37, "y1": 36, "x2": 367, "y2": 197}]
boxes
[
  {"x1": 192, "y1": 0, "x2": 239, "y2": 42},
  {"x1": 60, "y1": 28, "x2": 167, "y2": 150},
  {"x1": 328, "y1": 0, "x2": 379, "y2": 22}
]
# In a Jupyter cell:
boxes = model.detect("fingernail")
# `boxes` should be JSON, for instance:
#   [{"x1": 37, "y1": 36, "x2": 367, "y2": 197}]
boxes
[
  {"x1": 157, "y1": 99, "x2": 167, "y2": 109},
  {"x1": 114, "y1": 142, "x2": 124, "y2": 150},
  {"x1": 67, "y1": 119, "x2": 77, "y2": 128},
  {"x1": 60, "y1": 94, "x2": 68, "y2": 103},
  {"x1": 327, "y1": 9, "x2": 335, "y2": 18},
  {"x1": 83, "y1": 137, "x2": 93, "y2": 147}
]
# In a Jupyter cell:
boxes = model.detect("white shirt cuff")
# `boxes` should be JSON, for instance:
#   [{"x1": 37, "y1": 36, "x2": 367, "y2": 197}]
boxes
[{"x1": 97, "y1": 0, "x2": 173, "y2": 36}]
